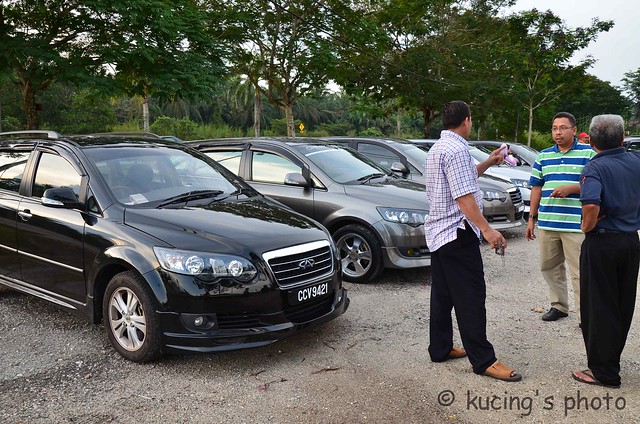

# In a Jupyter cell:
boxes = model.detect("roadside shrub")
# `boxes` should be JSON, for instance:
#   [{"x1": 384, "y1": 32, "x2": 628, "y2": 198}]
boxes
[{"x1": 1, "y1": 116, "x2": 22, "y2": 132}]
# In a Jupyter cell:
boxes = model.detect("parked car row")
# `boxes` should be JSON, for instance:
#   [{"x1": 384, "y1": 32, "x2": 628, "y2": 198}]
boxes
[
  {"x1": 409, "y1": 139, "x2": 531, "y2": 218},
  {"x1": 0, "y1": 131, "x2": 533, "y2": 363},
  {"x1": 0, "y1": 131, "x2": 348, "y2": 362},
  {"x1": 184, "y1": 137, "x2": 431, "y2": 284},
  {"x1": 321, "y1": 136, "x2": 525, "y2": 230}
]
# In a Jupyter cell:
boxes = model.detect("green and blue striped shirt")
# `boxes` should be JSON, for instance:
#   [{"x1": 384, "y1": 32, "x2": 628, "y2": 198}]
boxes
[{"x1": 529, "y1": 140, "x2": 596, "y2": 232}]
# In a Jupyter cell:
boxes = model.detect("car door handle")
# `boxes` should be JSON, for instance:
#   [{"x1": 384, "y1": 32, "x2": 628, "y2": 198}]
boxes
[{"x1": 18, "y1": 209, "x2": 32, "y2": 221}]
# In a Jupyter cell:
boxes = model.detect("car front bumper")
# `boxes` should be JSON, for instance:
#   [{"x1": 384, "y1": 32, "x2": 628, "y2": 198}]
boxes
[{"x1": 157, "y1": 287, "x2": 349, "y2": 353}]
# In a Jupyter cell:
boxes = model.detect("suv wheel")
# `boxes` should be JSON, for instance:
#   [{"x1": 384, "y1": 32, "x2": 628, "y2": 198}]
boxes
[
  {"x1": 334, "y1": 224, "x2": 383, "y2": 283},
  {"x1": 103, "y1": 271, "x2": 162, "y2": 362}
]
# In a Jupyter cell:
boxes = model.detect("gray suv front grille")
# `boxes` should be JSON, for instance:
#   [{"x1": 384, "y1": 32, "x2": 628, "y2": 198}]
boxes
[
  {"x1": 507, "y1": 187, "x2": 523, "y2": 206},
  {"x1": 262, "y1": 240, "x2": 334, "y2": 288}
]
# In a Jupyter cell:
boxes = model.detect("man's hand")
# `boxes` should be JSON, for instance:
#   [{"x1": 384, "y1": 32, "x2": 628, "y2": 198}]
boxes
[
  {"x1": 525, "y1": 220, "x2": 536, "y2": 240},
  {"x1": 549, "y1": 184, "x2": 580, "y2": 198},
  {"x1": 487, "y1": 148, "x2": 505, "y2": 166},
  {"x1": 482, "y1": 227, "x2": 507, "y2": 251}
]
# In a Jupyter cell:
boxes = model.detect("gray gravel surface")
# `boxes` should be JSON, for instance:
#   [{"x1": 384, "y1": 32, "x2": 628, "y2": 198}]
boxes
[{"x1": 2, "y1": 227, "x2": 640, "y2": 423}]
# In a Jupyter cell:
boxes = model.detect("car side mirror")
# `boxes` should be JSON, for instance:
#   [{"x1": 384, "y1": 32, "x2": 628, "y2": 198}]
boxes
[
  {"x1": 390, "y1": 162, "x2": 409, "y2": 176},
  {"x1": 284, "y1": 172, "x2": 309, "y2": 187},
  {"x1": 42, "y1": 187, "x2": 82, "y2": 209}
]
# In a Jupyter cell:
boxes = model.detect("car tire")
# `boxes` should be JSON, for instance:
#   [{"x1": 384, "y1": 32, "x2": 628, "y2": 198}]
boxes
[
  {"x1": 334, "y1": 224, "x2": 383, "y2": 283},
  {"x1": 103, "y1": 270, "x2": 163, "y2": 362}
]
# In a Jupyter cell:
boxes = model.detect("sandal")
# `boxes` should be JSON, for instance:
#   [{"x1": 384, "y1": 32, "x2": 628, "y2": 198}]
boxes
[
  {"x1": 572, "y1": 369, "x2": 620, "y2": 388},
  {"x1": 483, "y1": 360, "x2": 522, "y2": 382},
  {"x1": 446, "y1": 346, "x2": 467, "y2": 360}
]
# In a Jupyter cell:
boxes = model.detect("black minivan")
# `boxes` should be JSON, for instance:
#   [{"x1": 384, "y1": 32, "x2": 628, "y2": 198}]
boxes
[{"x1": 0, "y1": 131, "x2": 348, "y2": 362}]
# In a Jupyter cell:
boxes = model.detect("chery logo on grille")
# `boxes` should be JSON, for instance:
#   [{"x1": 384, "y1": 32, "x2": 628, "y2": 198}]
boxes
[{"x1": 298, "y1": 258, "x2": 315, "y2": 269}]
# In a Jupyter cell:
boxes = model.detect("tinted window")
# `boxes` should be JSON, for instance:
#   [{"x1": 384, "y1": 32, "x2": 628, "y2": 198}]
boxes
[
  {"x1": 252, "y1": 151, "x2": 301, "y2": 183},
  {"x1": 0, "y1": 151, "x2": 29, "y2": 192},
  {"x1": 32, "y1": 153, "x2": 81, "y2": 198}
]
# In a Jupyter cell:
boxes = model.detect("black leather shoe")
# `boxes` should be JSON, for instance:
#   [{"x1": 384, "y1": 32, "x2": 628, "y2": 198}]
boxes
[{"x1": 542, "y1": 307, "x2": 568, "y2": 321}]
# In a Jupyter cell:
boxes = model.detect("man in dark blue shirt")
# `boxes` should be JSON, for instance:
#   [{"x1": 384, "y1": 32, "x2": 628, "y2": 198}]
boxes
[{"x1": 572, "y1": 114, "x2": 640, "y2": 388}]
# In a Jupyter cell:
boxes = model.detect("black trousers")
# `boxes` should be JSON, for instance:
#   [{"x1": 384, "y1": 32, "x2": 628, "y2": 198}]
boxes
[
  {"x1": 580, "y1": 232, "x2": 640, "y2": 387},
  {"x1": 429, "y1": 225, "x2": 496, "y2": 374}
]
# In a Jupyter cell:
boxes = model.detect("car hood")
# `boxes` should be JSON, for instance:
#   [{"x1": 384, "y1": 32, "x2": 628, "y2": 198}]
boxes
[
  {"x1": 342, "y1": 178, "x2": 427, "y2": 209},
  {"x1": 123, "y1": 197, "x2": 329, "y2": 256},
  {"x1": 486, "y1": 165, "x2": 531, "y2": 181}
]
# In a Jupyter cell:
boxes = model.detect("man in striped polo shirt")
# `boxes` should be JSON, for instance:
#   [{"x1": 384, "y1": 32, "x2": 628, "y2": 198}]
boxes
[{"x1": 525, "y1": 112, "x2": 595, "y2": 325}]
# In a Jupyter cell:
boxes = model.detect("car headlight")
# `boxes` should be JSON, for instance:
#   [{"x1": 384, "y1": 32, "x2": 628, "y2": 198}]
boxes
[
  {"x1": 482, "y1": 189, "x2": 507, "y2": 202},
  {"x1": 154, "y1": 247, "x2": 258, "y2": 282},
  {"x1": 511, "y1": 179, "x2": 530, "y2": 189},
  {"x1": 377, "y1": 207, "x2": 428, "y2": 227}
]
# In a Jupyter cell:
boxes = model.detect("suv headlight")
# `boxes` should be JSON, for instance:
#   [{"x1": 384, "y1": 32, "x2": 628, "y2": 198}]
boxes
[
  {"x1": 377, "y1": 207, "x2": 428, "y2": 227},
  {"x1": 510, "y1": 179, "x2": 530, "y2": 189},
  {"x1": 482, "y1": 189, "x2": 507, "y2": 202},
  {"x1": 154, "y1": 247, "x2": 257, "y2": 282}
]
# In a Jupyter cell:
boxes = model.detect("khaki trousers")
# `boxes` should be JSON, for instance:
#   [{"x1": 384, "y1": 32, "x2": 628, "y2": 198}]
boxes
[{"x1": 538, "y1": 229, "x2": 584, "y2": 319}]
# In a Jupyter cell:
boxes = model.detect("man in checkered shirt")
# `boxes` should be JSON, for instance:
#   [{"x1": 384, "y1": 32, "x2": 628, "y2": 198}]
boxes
[{"x1": 424, "y1": 100, "x2": 522, "y2": 382}]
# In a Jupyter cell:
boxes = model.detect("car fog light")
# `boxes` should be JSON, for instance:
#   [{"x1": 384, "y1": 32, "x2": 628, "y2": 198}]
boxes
[
  {"x1": 194, "y1": 316, "x2": 206, "y2": 327},
  {"x1": 407, "y1": 248, "x2": 415, "y2": 256}
]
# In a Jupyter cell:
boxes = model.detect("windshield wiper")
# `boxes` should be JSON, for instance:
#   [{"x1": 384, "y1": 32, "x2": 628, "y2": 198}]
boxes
[
  {"x1": 357, "y1": 173, "x2": 387, "y2": 184},
  {"x1": 156, "y1": 190, "x2": 224, "y2": 208}
]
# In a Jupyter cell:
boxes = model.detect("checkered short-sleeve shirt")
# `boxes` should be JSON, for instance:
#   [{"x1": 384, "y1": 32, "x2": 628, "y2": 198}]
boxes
[{"x1": 424, "y1": 131, "x2": 483, "y2": 251}]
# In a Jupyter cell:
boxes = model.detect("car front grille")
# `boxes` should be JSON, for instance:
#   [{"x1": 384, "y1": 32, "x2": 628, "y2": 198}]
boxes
[
  {"x1": 507, "y1": 186, "x2": 523, "y2": 206},
  {"x1": 263, "y1": 240, "x2": 334, "y2": 288},
  {"x1": 507, "y1": 187, "x2": 524, "y2": 221}
]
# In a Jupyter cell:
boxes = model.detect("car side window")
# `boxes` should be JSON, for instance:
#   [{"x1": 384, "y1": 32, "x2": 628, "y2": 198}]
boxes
[
  {"x1": 358, "y1": 144, "x2": 400, "y2": 168},
  {"x1": 204, "y1": 150, "x2": 242, "y2": 175},
  {"x1": 0, "y1": 151, "x2": 30, "y2": 192},
  {"x1": 251, "y1": 151, "x2": 301, "y2": 183},
  {"x1": 32, "y1": 152, "x2": 82, "y2": 199}
]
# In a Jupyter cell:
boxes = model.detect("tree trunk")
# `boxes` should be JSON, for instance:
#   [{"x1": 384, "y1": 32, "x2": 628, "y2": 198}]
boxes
[
  {"x1": 22, "y1": 80, "x2": 40, "y2": 130},
  {"x1": 253, "y1": 86, "x2": 261, "y2": 137},
  {"x1": 396, "y1": 111, "x2": 401, "y2": 135},
  {"x1": 422, "y1": 106, "x2": 435, "y2": 138},
  {"x1": 284, "y1": 104, "x2": 295, "y2": 137},
  {"x1": 143, "y1": 94, "x2": 150, "y2": 132},
  {"x1": 527, "y1": 99, "x2": 534, "y2": 147}
]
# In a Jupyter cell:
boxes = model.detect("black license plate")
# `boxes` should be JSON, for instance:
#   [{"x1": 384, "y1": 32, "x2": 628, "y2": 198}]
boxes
[{"x1": 289, "y1": 282, "x2": 329, "y2": 304}]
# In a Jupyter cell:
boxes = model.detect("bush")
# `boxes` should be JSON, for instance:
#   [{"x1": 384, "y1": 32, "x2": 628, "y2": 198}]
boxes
[
  {"x1": 1, "y1": 116, "x2": 22, "y2": 132},
  {"x1": 359, "y1": 127, "x2": 384, "y2": 137}
]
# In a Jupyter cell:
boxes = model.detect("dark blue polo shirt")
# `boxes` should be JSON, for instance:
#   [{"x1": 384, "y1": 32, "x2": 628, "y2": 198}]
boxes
[{"x1": 580, "y1": 147, "x2": 640, "y2": 232}]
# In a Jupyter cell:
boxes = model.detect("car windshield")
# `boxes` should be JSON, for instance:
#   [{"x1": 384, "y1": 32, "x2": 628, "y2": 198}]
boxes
[
  {"x1": 293, "y1": 144, "x2": 391, "y2": 184},
  {"x1": 84, "y1": 145, "x2": 246, "y2": 206}
]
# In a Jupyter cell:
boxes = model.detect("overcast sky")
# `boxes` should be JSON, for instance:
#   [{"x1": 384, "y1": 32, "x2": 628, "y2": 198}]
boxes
[{"x1": 510, "y1": 0, "x2": 640, "y2": 89}]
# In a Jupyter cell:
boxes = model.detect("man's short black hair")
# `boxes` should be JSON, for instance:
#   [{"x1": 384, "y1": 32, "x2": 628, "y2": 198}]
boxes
[
  {"x1": 442, "y1": 101, "x2": 470, "y2": 130},
  {"x1": 552, "y1": 112, "x2": 577, "y2": 127},
  {"x1": 589, "y1": 115, "x2": 624, "y2": 150}
]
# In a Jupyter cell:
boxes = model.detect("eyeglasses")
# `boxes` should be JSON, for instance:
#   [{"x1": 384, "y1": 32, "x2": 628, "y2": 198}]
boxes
[{"x1": 551, "y1": 126, "x2": 574, "y2": 132}]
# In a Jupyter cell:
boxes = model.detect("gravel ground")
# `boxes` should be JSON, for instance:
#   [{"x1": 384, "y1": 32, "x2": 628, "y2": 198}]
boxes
[{"x1": 2, "y1": 227, "x2": 640, "y2": 423}]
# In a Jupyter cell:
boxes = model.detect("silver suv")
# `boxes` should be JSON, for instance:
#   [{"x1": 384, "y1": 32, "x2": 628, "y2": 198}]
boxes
[{"x1": 186, "y1": 137, "x2": 431, "y2": 283}]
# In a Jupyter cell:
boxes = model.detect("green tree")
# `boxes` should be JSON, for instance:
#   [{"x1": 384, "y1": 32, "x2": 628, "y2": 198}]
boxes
[
  {"x1": 0, "y1": 0, "x2": 106, "y2": 129},
  {"x1": 505, "y1": 10, "x2": 613, "y2": 145},
  {"x1": 623, "y1": 68, "x2": 640, "y2": 126},
  {"x1": 226, "y1": 0, "x2": 339, "y2": 136},
  {"x1": 102, "y1": 1, "x2": 228, "y2": 132}
]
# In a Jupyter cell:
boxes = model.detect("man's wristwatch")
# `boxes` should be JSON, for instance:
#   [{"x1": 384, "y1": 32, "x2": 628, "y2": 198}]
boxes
[{"x1": 529, "y1": 214, "x2": 538, "y2": 221}]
